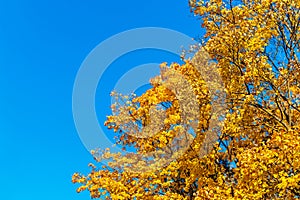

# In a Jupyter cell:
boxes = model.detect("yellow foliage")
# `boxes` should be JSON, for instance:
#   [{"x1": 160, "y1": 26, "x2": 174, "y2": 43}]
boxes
[{"x1": 73, "y1": 0, "x2": 300, "y2": 199}]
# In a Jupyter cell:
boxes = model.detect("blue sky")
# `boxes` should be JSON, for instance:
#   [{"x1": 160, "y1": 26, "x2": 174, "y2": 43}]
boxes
[{"x1": 0, "y1": 1, "x2": 203, "y2": 199}]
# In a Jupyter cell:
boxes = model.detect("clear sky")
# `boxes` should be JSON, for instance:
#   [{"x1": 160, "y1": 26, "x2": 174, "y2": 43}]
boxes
[{"x1": 0, "y1": 1, "x2": 203, "y2": 199}]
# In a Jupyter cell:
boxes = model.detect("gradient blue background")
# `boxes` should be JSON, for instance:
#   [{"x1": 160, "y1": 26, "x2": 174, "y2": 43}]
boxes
[{"x1": 0, "y1": 1, "x2": 203, "y2": 199}]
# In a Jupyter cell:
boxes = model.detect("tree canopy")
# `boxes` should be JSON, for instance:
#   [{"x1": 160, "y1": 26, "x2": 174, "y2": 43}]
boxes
[{"x1": 73, "y1": 0, "x2": 300, "y2": 199}]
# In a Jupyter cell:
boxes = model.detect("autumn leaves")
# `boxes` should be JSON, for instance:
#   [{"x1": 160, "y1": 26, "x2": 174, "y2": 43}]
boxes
[{"x1": 73, "y1": 0, "x2": 300, "y2": 199}]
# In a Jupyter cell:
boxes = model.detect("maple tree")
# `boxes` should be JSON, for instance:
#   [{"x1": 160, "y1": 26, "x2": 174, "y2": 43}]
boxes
[{"x1": 73, "y1": 0, "x2": 300, "y2": 199}]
